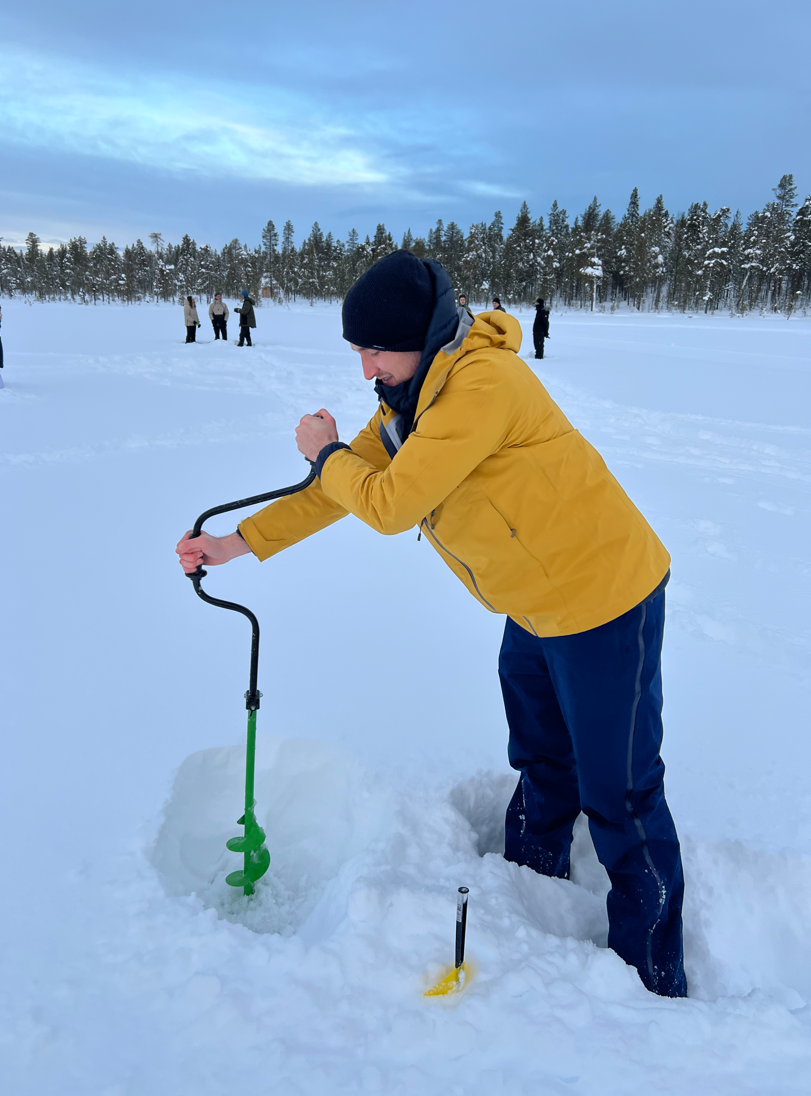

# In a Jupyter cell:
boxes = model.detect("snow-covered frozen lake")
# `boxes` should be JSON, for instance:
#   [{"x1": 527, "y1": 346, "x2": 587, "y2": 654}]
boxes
[{"x1": 2, "y1": 299, "x2": 810, "y2": 1094}]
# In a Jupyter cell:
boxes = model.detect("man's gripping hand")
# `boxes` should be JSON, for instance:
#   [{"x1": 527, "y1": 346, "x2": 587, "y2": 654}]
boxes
[
  {"x1": 295, "y1": 409, "x2": 339, "y2": 462},
  {"x1": 175, "y1": 530, "x2": 252, "y2": 573}
]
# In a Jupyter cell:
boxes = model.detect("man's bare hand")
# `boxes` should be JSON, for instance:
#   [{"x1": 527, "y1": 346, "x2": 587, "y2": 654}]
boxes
[
  {"x1": 175, "y1": 530, "x2": 252, "y2": 574},
  {"x1": 295, "y1": 409, "x2": 339, "y2": 462}
]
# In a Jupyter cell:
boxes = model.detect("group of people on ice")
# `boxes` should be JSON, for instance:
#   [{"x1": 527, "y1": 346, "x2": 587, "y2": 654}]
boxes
[
  {"x1": 458, "y1": 294, "x2": 551, "y2": 358},
  {"x1": 183, "y1": 289, "x2": 551, "y2": 359},
  {"x1": 183, "y1": 292, "x2": 256, "y2": 345}
]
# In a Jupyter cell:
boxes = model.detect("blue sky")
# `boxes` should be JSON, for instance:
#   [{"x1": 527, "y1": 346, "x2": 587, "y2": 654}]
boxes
[{"x1": 2, "y1": 0, "x2": 809, "y2": 250}]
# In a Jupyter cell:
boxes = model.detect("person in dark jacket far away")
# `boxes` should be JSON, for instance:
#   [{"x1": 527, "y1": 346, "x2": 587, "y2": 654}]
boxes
[
  {"x1": 492, "y1": 296, "x2": 506, "y2": 312},
  {"x1": 533, "y1": 297, "x2": 550, "y2": 359},
  {"x1": 0, "y1": 304, "x2": 4, "y2": 385},
  {"x1": 183, "y1": 296, "x2": 201, "y2": 342},
  {"x1": 235, "y1": 290, "x2": 256, "y2": 346},
  {"x1": 458, "y1": 293, "x2": 474, "y2": 319},
  {"x1": 176, "y1": 248, "x2": 687, "y2": 1000},
  {"x1": 209, "y1": 293, "x2": 229, "y2": 341}
]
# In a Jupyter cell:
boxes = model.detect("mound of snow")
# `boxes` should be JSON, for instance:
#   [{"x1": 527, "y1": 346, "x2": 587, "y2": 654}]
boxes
[{"x1": 151, "y1": 734, "x2": 392, "y2": 935}]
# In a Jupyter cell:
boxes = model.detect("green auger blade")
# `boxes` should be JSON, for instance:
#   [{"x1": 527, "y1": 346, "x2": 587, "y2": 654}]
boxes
[
  {"x1": 225, "y1": 708, "x2": 271, "y2": 895},
  {"x1": 226, "y1": 823, "x2": 267, "y2": 854},
  {"x1": 226, "y1": 846, "x2": 271, "y2": 893}
]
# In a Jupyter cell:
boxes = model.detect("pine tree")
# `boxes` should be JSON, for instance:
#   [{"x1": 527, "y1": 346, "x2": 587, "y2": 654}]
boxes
[
  {"x1": 789, "y1": 195, "x2": 811, "y2": 310},
  {"x1": 502, "y1": 202, "x2": 537, "y2": 302},
  {"x1": 546, "y1": 202, "x2": 569, "y2": 301},
  {"x1": 701, "y1": 207, "x2": 731, "y2": 312},
  {"x1": 261, "y1": 220, "x2": 279, "y2": 297},
  {"x1": 485, "y1": 212, "x2": 505, "y2": 296},
  {"x1": 410, "y1": 236, "x2": 428, "y2": 260},
  {"x1": 24, "y1": 232, "x2": 41, "y2": 297},
  {"x1": 739, "y1": 209, "x2": 768, "y2": 311},
  {"x1": 176, "y1": 234, "x2": 198, "y2": 295},
  {"x1": 427, "y1": 219, "x2": 445, "y2": 264},
  {"x1": 443, "y1": 221, "x2": 466, "y2": 288},
  {"x1": 616, "y1": 189, "x2": 641, "y2": 305},
  {"x1": 279, "y1": 221, "x2": 298, "y2": 300},
  {"x1": 300, "y1": 222, "x2": 326, "y2": 302},
  {"x1": 67, "y1": 236, "x2": 89, "y2": 300},
  {"x1": 461, "y1": 222, "x2": 487, "y2": 301},
  {"x1": 570, "y1": 199, "x2": 603, "y2": 309},
  {"x1": 762, "y1": 174, "x2": 798, "y2": 309},
  {"x1": 371, "y1": 223, "x2": 394, "y2": 262}
]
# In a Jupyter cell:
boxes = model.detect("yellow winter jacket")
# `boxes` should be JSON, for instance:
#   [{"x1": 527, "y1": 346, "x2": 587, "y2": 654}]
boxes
[{"x1": 239, "y1": 312, "x2": 670, "y2": 637}]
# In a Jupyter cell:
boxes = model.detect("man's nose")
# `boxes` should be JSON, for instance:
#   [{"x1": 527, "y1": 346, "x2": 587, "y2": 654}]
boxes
[{"x1": 361, "y1": 358, "x2": 378, "y2": 380}]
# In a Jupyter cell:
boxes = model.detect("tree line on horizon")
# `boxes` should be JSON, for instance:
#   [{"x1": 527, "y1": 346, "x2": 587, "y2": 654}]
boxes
[{"x1": 1, "y1": 175, "x2": 809, "y2": 314}]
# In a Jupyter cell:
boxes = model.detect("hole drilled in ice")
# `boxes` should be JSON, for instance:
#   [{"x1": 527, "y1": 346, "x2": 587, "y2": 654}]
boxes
[
  {"x1": 448, "y1": 771, "x2": 515, "y2": 856},
  {"x1": 151, "y1": 734, "x2": 388, "y2": 935}
]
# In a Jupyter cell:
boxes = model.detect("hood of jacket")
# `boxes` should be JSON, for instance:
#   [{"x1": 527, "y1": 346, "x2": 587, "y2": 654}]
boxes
[
  {"x1": 374, "y1": 306, "x2": 522, "y2": 459},
  {"x1": 410, "y1": 308, "x2": 522, "y2": 419}
]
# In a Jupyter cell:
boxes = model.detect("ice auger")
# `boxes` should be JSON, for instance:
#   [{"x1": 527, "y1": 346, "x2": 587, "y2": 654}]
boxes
[{"x1": 186, "y1": 466, "x2": 316, "y2": 896}]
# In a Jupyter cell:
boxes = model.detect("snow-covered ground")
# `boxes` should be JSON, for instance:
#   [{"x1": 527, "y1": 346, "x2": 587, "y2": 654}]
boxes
[{"x1": 2, "y1": 299, "x2": 810, "y2": 1095}]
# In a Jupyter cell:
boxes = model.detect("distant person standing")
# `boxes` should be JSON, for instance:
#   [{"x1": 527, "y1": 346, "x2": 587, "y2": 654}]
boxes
[
  {"x1": 235, "y1": 290, "x2": 256, "y2": 347},
  {"x1": 458, "y1": 293, "x2": 474, "y2": 319},
  {"x1": 533, "y1": 297, "x2": 550, "y2": 359},
  {"x1": 184, "y1": 296, "x2": 201, "y2": 343},
  {"x1": 0, "y1": 304, "x2": 4, "y2": 387},
  {"x1": 492, "y1": 297, "x2": 506, "y2": 312},
  {"x1": 209, "y1": 293, "x2": 229, "y2": 341}
]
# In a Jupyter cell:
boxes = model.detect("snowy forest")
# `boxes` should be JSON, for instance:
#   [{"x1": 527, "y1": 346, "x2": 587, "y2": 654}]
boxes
[{"x1": 2, "y1": 174, "x2": 809, "y2": 314}]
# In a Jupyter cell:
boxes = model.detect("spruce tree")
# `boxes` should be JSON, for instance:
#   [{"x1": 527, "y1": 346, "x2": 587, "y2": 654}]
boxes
[
  {"x1": 443, "y1": 221, "x2": 466, "y2": 288},
  {"x1": 503, "y1": 202, "x2": 536, "y2": 302},
  {"x1": 546, "y1": 202, "x2": 569, "y2": 301},
  {"x1": 280, "y1": 221, "x2": 298, "y2": 300},
  {"x1": 485, "y1": 212, "x2": 505, "y2": 296},
  {"x1": 261, "y1": 220, "x2": 279, "y2": 296},
  {"x1": 789, "y1": 195, "x2": 811, "y2": 308}
]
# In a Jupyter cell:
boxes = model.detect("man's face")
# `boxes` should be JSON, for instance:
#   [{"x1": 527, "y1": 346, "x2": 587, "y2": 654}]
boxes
[
  {"x1": 215, "y1": 294, "x2": 221, "y2": 300},
  {"x1": 350, "y1": 344, "x2": 422, "y2": 386},
  {"x1": 492, "y1": 300, "x2": 498, "y2": 308},
  {"x1": 459, "y1": 296, "x2": 466, "y2": 305}
]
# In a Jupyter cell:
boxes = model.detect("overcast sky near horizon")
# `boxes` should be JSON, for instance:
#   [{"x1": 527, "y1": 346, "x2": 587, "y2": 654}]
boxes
[{"x1": 1, "y1": 0, "x2": 809, "y2": 250}]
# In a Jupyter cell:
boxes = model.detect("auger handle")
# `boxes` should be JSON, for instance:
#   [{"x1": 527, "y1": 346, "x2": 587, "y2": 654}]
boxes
[{"x1": 186, "y1": 463, "x2": 316, "y2": 709}]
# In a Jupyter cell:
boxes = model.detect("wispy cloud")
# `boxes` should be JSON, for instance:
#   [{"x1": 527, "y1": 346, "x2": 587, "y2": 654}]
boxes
[
  {"x1": 461, "y1": 181, "x2": 525, "y2": 200},
  {"x1": 0, "y1": 47, "x2": 390, "y2": 187}
]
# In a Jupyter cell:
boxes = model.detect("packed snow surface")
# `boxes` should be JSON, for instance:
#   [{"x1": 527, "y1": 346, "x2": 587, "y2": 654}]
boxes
[{"x1": 2, "y1": 300, "x2": 811, "y2": 1094}]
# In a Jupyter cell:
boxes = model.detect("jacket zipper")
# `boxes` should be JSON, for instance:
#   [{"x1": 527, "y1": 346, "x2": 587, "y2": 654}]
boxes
[
  {"x1": 420, "y1": 519, "x2": 497, "y2": 613},
  {"x1": 410, "y1": 391, "x2": 439, "y2": 436}
]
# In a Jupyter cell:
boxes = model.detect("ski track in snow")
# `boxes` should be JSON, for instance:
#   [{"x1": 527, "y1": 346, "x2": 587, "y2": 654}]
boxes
[{"x1": 2, "y1": 302, "x2": 811, "y2": 1094}]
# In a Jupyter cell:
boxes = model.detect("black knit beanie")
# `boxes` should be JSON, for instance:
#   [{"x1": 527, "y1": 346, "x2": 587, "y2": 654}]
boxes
[{"x1": 342, "y1": 250, "x2": 434, "y2": 352}]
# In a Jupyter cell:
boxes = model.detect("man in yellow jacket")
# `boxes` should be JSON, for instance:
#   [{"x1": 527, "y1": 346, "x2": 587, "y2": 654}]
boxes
[{"x1": 177, "y1": 250, "x2": 686, "y2": 998}]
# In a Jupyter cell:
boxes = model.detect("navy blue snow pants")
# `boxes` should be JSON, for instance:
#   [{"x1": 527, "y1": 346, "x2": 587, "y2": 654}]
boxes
[{"x1": 498, "y1": 589, "x2": 687, "y2": 997}]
